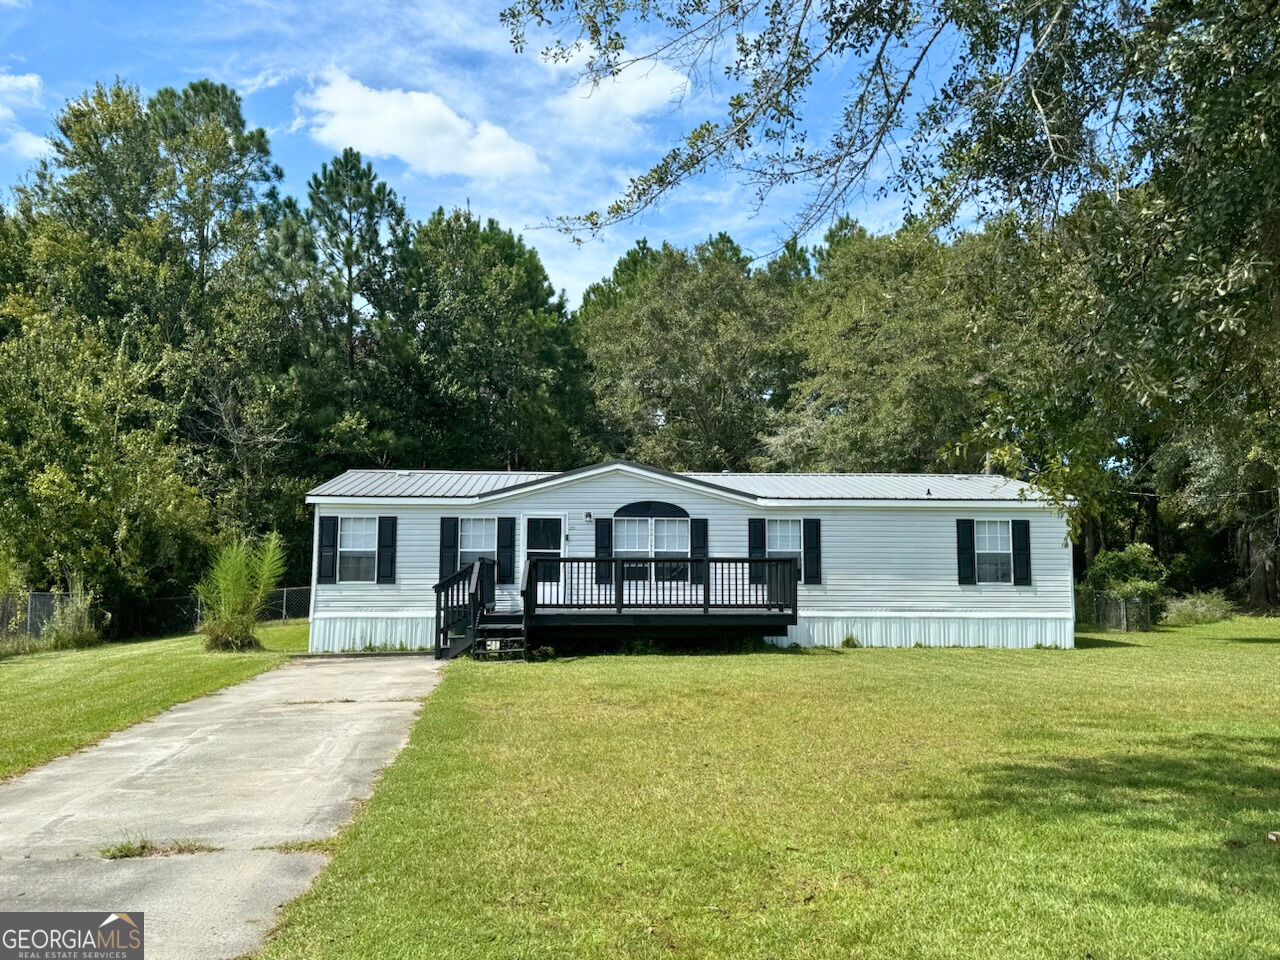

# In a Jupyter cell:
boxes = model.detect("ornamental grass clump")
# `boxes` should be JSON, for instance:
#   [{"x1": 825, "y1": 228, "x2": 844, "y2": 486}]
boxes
[
  {"x1": 198, "y1": 532, "x2": 285, "y2": 652},
  {"x1": 40, "y1": 572, "x2": 108, "y2": 650}
]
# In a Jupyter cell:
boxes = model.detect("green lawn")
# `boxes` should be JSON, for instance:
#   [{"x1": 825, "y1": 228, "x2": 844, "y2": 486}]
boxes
[
  {"x1": 0, "y1": 621, "x2": 308, "y2": 780},
  {"x1": 259, "y1": 618, "x2": 1280, "y2": 960}
]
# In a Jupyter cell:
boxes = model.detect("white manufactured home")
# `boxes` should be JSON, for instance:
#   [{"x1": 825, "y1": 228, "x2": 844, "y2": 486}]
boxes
[{"x1": 305, "y1": 460, "x2": 1074, "y2": 656}]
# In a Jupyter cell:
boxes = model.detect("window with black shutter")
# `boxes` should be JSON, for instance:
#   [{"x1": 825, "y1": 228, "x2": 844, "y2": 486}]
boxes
[
  {"x1": 439, "y1": 517, "x2": 459, "y2": 578},
  {"x1": 956, "y1": 519, "x2": 976, "y2": 585},
  {"x1": 802, "y1": 518, "x2": 822, "y2": 584},
  {"x1": 317, "y1": 516, "x2": 338, "y2": 584},
  {"x1": 1012, "y1": 519, "x2": 1032, "y2": 585},
  {"x1": 376, "y1": 516, "x2": 397, "y2": 584},
  {"x1": 748, "y1": 518, "x2": 767, "y2": 584},
  {"x1": 496, "y1": 517, "x2": 516, "y2": 584}
]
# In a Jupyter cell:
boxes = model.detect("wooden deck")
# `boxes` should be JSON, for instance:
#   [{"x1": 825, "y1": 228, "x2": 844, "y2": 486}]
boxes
[
  {"x1": 436, "y1": 556, "x2": 800, "y2": 658},
  {"x1": 521, "y1": 557, "x2": 799, "y2": 641}
]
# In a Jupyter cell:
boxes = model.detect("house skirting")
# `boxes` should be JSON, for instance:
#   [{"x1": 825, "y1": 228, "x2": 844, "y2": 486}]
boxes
[
  {"x1": 310, "y1": 613, "x2": 436, "y2": 653},
  {"x1": 783, "y1": 612, "x2": 1075, "y2": 649},
  {"x1": 309, "y1": 610, "x2": 1074, "y2": 653}
]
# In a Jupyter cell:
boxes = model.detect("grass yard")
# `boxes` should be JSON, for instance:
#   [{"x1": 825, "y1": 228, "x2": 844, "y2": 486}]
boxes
[
  {"x1": 0, "y1": 621, "x2": 308, "y2": 780},
  {"x1": 259, "y1": 618, "x2": 1280, "y2": 960}
]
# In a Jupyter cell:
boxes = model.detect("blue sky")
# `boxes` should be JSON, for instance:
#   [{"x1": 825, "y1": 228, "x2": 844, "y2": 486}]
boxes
[{"x1": 0, "y1": 0, "x2": 905, "y2": 305}]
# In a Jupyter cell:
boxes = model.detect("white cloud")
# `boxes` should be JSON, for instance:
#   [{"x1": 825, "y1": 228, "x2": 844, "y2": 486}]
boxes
[
  {"x1": 0, "y1": 70, "x2": 42, "y2": 159},
  {"x1": 297, "y1": 70, "x2": 542, "y2": 180},
  {"x1": 4, "y1": 128, "x2": 45, "y2": 158},
  {"x1": 551, "y1": 59, "x2": 688, "y2": 142},
  {"x1": 240, "y1": 67, "x2": 290, "y2": 95},
  {"x1": 0, "y1": 71, "x2": 40, "y2": 109}
]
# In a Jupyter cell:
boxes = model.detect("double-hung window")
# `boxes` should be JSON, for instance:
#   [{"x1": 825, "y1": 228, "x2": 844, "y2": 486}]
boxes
[
  {"x1": 614, "y1": 517, "x2": 651, "y2": 581},
  {"x1": 338, "y1": 517, "x2": 377, "y2": 583},
  {"x1": 975, "y1": 519, "x2": 1012, "y2": 584},
  {"x1": 458, "y1": 517, "x2": 497, "y2": 569},
  {"x1": 766, "y1": 518, "x2": 803, "y2": 579},
  {"x1": 652, "y1": 518, "x2": 691, "y2": 581}
]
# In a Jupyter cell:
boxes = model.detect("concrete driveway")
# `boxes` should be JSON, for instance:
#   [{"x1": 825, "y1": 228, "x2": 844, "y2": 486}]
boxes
[{"x1": 0, "y1": 655, "x2": 445, "y2": 959}]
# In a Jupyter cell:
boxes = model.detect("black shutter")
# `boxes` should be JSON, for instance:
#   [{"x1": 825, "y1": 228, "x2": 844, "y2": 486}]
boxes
[
  {"x1": 497, "y1": 517, "x2": 516, "y2": 584},
  {"x1": 317, "y1": 516, "x2": 338, "y2": 584},
  {"x1": 690, "y1": 518, "x2": 709, "y2": 585},
  {"x1": 439, "y1": 517, "x2": 458, "y2": 579},
  {"x1": 802, "y1": 518, "x2": 822, "y2": 585},
  {"x1": 957, "y1": 519, "x2": 976, "y2": 585},
  {"x1": 1012, "y1": 519, "x2": 1032, "y2": 585},
  {"x1": 376, "y1": 516, "x2": 397, "y2": 584},
  {"x1": 748, "y1": 518, "x2": 767, "y2": 585},
  {"x1": 595, "y1": 518, "x2": 613, "y2": 584}
]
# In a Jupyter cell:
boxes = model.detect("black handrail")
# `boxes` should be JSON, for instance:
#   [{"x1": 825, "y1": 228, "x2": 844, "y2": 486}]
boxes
[
  {"x1": 434, "y1": 562, "x2": 476, "y2": 653},
  {"x1": 522, "y1": 557, "x2": 799, "y2": 614},
  {"x1": 432, "y1": 558, "x2": 496, "y2": 656}
]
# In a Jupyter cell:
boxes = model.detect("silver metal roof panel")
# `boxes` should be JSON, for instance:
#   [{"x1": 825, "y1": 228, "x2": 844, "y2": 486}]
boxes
[
  {"x1": 308, "y1": 463, "x2": 1039, "y2": 502},
  {"x1": 683, "y1": 472, "x2": 1037, "y2": 501},
  {"x1": 307, "y1": 470, "x2": 555, "y2": 499}
]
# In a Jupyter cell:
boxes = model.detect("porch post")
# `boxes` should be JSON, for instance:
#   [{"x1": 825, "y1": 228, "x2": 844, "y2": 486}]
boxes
[
  {"x1": 703, "y1": 560, "x2": 711, "y2": 613},
  {"x1": 614, "y1": 559, "x2": 624, "y2": 614}
]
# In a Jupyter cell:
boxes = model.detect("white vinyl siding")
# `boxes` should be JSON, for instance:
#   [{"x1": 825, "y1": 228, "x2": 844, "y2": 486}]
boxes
[
  {"x1": 338, "y1": 517, "x2": 376, "y2": 583},
  {"x1": 975, "y1": 519, "x2": 1013, "y2": 584}
]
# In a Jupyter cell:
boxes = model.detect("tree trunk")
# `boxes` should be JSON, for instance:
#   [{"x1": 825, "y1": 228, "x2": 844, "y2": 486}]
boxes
[{"x1": 1247, "y1": 526, "x2": 1279, "y2": 609}]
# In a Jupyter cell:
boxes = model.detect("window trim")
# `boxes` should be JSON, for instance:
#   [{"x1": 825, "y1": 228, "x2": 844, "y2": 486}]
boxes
[
  {"x1": 457, "y1": 515, "x2": 499, "y2": 570},
  {"x1": 337, "y1": 516, "x2": 378, "y2": 584},
  {"x1": 974, "y1": 518, "x2": 1014, "y2": 585},
  {"x1": 765, "y1": 517, "x2": 804, "y2": 580}
]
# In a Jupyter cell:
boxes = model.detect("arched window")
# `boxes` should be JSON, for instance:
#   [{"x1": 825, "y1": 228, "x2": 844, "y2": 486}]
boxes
[
  {"x1": 613, "y1": 502, "x2": 690, "y2": 581},
  {"x1": 613, "y1": 501, "x2": 689, "y2": 518}
]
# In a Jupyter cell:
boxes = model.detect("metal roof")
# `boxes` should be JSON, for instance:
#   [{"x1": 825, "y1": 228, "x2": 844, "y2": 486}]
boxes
[
  {"x1": 684, "y1": 472, "x2": 1038, "y2": 501},
  {"x1": 308, "y1": 462, "x2": 1040, "y2": 502},
  {"x1": 307, "y1": 470, "x2": 555, "y2": 499}
]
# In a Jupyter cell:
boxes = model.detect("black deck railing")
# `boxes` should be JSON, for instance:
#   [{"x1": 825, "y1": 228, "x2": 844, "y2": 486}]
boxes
[
  {"x1": 433, "y1": 557, "x2": 495, "y2": 656},
  {"x1": 520, "y1": 557, "x2": 799, "y2": 617}
]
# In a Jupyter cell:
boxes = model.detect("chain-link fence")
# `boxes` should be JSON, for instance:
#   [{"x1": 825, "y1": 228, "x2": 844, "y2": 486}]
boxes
[
  {"x1": 1075, "y1": 588, "x2": 1154, "y2": 632},
  {"x1": 1, "y1": 586, "x2": 310, "y2": 640},
  {"x1": 0, "y1": 592, "x2": 69, "y2": 638}
]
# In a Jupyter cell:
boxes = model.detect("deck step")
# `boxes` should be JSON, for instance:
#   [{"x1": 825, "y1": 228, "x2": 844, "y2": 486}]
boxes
[
  {"x1": 436, "y1": 636, "x2": 475, "y2": 660},
  {"x1": 472, "y1": 649, "x2": 526, "y2": 661}
]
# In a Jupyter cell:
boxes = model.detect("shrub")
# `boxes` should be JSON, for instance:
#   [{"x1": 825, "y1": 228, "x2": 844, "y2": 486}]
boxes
[
  {"x1": 40, "y1": 572, "x2": 108, "y2": 650},
  {"x1": 1086, "y1": 543, "x2": 1168, "y2": 593},
  {"x1": 1085, "y1": 544, "x2": 1169, "y2": 625},
  {"x1": 1162, "y1": 590, "x2": 1234, "y2": 627},
  {"x1": 197, "y1": 532, "x2": 285, "y2": 652},
  {"x1": 841, "y1": 634, "x2": 861, "y2": 649}
]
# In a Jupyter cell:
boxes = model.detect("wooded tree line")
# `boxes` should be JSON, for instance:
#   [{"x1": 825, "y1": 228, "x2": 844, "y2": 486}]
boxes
[{"x1": 2, "y1": 0, "x2": 1277, "y2": 633}]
